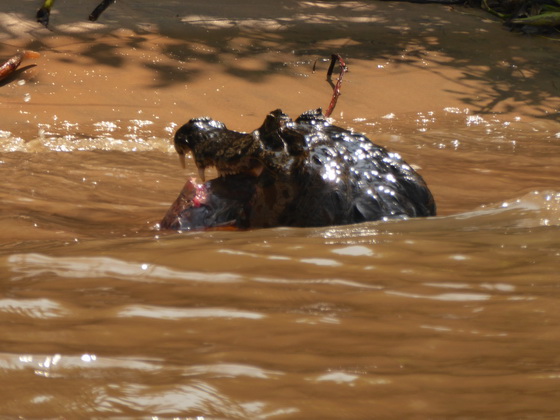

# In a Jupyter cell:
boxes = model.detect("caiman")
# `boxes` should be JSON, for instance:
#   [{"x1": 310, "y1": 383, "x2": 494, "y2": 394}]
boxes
[{"x1": 160, "y1": 108, "x2": 436, "y2": 230}]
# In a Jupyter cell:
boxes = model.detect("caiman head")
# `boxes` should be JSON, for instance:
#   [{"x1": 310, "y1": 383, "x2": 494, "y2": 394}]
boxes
[{"x1": 160, "y1": 109, "x2": 435, "y2": 230}]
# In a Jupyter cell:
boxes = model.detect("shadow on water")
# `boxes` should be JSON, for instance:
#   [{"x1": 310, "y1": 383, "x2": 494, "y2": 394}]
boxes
[{"x1": 1, "y1": 0, "x2": 558, "y2": 118}]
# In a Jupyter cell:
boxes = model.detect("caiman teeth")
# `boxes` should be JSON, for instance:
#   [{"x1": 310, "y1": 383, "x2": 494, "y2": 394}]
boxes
[
  {"x1": 178, "y1": 153, "x2": 186, "y2": 169},
  {"x1": 217, "y1": 168, "x2": 245, "y2": 178},
  {"x1": 218, "y1": 168, "x2": 236, "y2": 177},
  {"x1": 198, "y1": 167, "x2": 206, "y2": 182},
  {"x1": 216, "y1": 161, "x2": 264, "y2": 178}
]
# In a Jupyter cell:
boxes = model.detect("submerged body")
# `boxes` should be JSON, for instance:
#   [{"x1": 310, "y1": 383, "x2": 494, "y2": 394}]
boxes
[{"x1": 161, "y1": 109, "x2": 436, "y2": 230}]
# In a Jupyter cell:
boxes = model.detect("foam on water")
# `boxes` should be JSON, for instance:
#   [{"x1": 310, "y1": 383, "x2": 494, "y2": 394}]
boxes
[
  {"x1": 0, "y1": 120, "x2": 176, "y2": 153},
  {"x1": 458, "y1": 190, "x2": 560, "y2": 229}
]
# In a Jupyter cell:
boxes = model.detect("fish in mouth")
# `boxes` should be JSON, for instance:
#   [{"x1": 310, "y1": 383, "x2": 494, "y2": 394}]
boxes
[{"x1": 160, "y1": 109, "x2": 436, "y2": 231}]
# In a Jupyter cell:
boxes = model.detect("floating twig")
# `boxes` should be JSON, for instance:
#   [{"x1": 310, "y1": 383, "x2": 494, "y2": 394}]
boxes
[
  {"x1": 324, "y1": 54, "x2": 348, "y2": 118},
  {"x1": 0, "y1": 51, "x2": 41, "y2": 83}
]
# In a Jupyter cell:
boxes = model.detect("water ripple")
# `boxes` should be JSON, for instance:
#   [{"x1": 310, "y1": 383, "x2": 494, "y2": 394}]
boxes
[
  {"x1": 183, "y1": 363, "x2": 283, "y2": 379},
  {"x1": 118, "y1": 305, "x2": 265, "y2": 320},
  {"x1": 0, "y1": 352, "x2": 293, "y2": 418},
  {"x1": 386, "y1": 290, "x2": 491, "y2": 301},
  {"x1": 0, "y1": 298, "x2": 68, "y2": 319},
  {"x1": 7, "y1": 253, "x2": 241, "y2": 284}
]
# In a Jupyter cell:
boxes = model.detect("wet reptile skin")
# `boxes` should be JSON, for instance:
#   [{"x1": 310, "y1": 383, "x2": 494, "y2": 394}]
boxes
[{"x1": 161, "y1": 109, "x2": 436, "y2": 230}]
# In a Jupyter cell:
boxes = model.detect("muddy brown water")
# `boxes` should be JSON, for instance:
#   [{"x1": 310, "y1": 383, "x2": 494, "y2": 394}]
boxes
[{"x1": 1, "y1": 0, "x2": 560, "y2": 418}]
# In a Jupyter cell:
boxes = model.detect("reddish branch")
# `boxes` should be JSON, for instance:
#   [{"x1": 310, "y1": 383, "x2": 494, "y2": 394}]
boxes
[{"x1": 324, "y1": 54, "x2": 348, "y2": 118}]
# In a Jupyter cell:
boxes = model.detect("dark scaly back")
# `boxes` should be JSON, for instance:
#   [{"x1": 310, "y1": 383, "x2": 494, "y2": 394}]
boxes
[{"x1": 295, "y1": 109, "x2": 436, "y2": 221}]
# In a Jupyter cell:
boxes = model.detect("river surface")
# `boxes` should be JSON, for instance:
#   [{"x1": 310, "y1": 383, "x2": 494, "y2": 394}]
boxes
[{"x1": 1, "y1": 0, "x2": 560, "y2": 418}]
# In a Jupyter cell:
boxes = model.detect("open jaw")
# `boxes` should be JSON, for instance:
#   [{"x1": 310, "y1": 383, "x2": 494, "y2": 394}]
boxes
[
  {"x1": 197, "y1": 159, "x2": 265, "y2": 183},
  {"x1": 176, "y1": 148, "x2": 265, "y2": 183},
  {"x1": 160, "y1": 115, "x2": 273, "y2": 231},
  {"x1": 159, "y1": 163, "x2": 264, "y2": 231}
]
